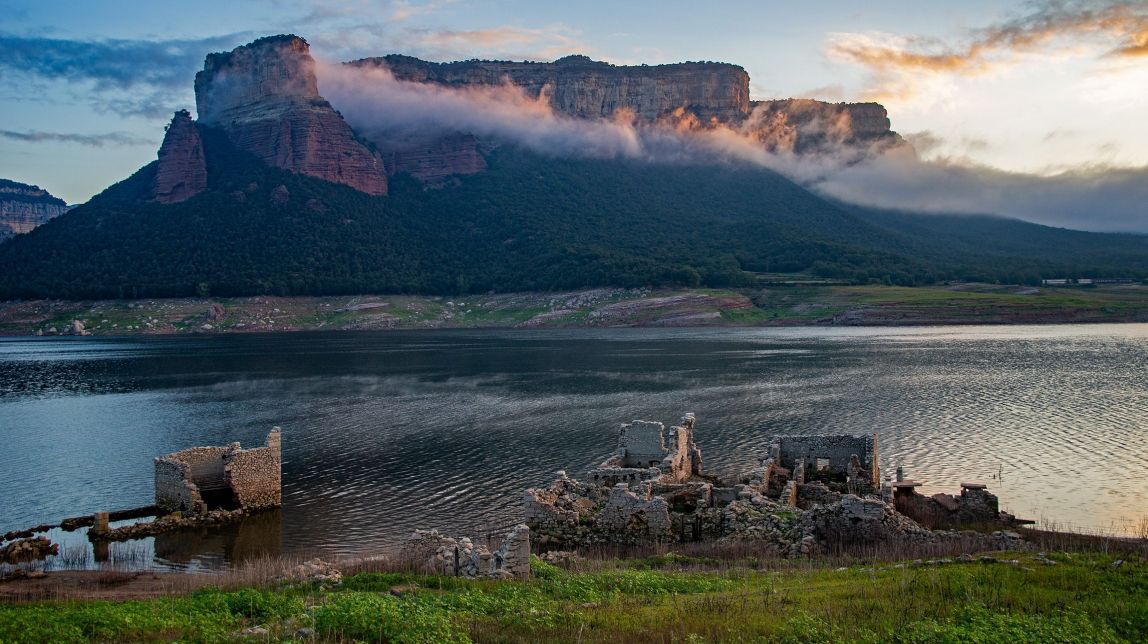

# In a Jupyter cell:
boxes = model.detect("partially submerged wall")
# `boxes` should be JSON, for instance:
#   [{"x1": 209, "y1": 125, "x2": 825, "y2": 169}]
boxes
[{"x1": 155, "y1": 428, "x2": 282, "y2": 514}]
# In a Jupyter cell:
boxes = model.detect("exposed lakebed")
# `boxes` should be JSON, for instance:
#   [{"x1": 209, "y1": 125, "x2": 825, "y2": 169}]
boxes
[{"x1": 2, "y1": 325, "x2": 1146, "y2": 569}]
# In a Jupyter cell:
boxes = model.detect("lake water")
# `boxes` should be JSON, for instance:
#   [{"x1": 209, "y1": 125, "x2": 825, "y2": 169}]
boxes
[{"x1": 2, "y1": 325, "x2": 1146, "y2": 570}]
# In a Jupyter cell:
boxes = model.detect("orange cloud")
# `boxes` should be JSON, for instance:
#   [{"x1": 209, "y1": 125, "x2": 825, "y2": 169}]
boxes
[{"x1": 831, "y1": 1, "x2": 1148, "y2": 100}]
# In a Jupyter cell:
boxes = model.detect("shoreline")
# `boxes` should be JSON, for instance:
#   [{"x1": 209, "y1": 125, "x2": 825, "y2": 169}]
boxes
[{"x1": 3, "y1": 283, "x2": 1148, "y2": 337}]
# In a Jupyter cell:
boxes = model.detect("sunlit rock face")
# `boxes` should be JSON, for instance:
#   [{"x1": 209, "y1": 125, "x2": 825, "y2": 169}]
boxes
[
  {"x1": 350, "y1": 53, "x2": 902, "y2": 161},
  {"x1": 153, "y1": 110, "x2": 207, "y2": 204},
  {"x1": 355, "y1": 54, "x2": 752, "y2": 122},
  {"x1": 195, "y1": 35, "x2": 388, "y2": 196},
  {"x1": 0, "y1": 180, "x2": 67, "y2": 241},
  {"x1": 747, "y1": 99, "x2": 901, "y2": 154}
]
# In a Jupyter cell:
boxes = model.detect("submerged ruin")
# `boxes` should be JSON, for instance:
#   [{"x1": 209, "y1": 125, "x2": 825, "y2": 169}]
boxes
[
  {"x1": 155, "y1": 428, "x2": 282, "y2": 515},
  {"x1": 524, "y1": 414, "x2": 1024, "y2": 555}
]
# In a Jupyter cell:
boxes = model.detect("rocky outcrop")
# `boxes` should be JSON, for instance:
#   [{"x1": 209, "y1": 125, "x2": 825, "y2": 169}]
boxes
[
  {"x1": 350, "y1": 53, "x2": 900, "y2": 160},
  {"x1": 746, "y1": 99, "x2": 900, "y2": 154},
  {"x1": 0, "y1": 179, "x2": 67, "y2": 241},
  {"x1": 388, "y1": 133, "x2": 487, "y2": 182},
  {"x1": 152, "y1": 110, "x2": 207, "y2": 204},
  {"x1": 195, "y1": 35, "x2": 387, "y2": 196},
  {"x1": 357, "y1": 54, "x2": 750, "y2": 121}
]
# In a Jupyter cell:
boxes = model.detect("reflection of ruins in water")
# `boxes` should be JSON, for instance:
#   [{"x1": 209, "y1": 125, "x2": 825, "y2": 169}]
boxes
[{"x1": 151, "y1": 509, "x2": 283, "y2": 569}]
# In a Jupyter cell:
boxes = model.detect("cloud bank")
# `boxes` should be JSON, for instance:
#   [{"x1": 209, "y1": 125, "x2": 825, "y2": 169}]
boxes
[{"x1": 320, "y1": 61, "x2": 1148, "y2": 233}]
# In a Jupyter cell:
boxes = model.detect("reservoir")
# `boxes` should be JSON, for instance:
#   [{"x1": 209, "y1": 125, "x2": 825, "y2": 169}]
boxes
[{"x1": 2, "y1": 325, "x2": 1146, "y2": 568}]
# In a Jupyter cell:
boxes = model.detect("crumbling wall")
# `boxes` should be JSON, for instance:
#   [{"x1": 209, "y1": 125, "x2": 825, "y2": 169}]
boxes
[
  {"x1": 771, "y1": 434, "x2": 879, "y2": 487},
  {"x1": 619, "y1": 420, "x2": 667, "y2": 467},
  {"x1": 155, "y1": 447, "x2": 229, "y2": 514},
  {"x1": 662, "y1": 414, "x2": 703, "y2": 482},
  {"x1": 225, "y1": 429, "x2": 282, "y2": 510},
  {"x1": 402, "y1": 525, "x2": 531, "y2": 579},
  {"x1": 591, "y1": 413, "x2": 703, "y2": 485},
  {"x1": 155, "y1": 427, "x2": 282, "y2": 514},
  {"x1": 595, "y1": 484, "x2": 673, "y2": 542},
  {"x1": 894, "y1": 484, "x2": 1005, "y2": 529}
]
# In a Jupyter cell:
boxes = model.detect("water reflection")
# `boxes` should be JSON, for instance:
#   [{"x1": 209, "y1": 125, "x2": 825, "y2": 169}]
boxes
[{"x1": 2, "y1": 325, "x2": 1147, "y2": 569}]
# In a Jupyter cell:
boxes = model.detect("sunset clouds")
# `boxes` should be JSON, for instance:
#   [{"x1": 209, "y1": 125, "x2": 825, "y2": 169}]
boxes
[{"x1": 829, "y1": 1, "x2": 1148, "y2": 102}]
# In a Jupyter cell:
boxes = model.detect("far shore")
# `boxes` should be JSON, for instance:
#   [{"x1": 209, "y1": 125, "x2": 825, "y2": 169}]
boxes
[{"x1": 3, "y1": 283, "x2": 1148, "y2": 337}]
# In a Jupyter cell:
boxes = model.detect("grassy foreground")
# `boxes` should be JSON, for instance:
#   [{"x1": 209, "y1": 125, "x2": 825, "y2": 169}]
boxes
[{"x1": 1, "y1": 552, "x2": 1144, "y2": 643}]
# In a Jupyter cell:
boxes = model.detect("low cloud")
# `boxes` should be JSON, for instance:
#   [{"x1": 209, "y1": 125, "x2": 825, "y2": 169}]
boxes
[
  {"x1": 830, "y1": 1, "x2": 1148, "y2": 100},
  {"x1": 815, "y1": 150, "x2": 1148, "y2": 233},
  {"x1": 319, "y1": 61, "x2": 1148, "y2": 233},
  {"x1": 0, "y1": 129, "x2": 154, "y2": 147}
]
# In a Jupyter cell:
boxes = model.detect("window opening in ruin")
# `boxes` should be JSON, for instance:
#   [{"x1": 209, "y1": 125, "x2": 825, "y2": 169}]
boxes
[{"x1": 815, "y1": 457, "x2": 831, "y2": 472}]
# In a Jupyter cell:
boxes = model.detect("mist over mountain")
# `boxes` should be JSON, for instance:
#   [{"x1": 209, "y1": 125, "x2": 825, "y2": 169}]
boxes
[{"x1": 1, "y1": 34, "x2": 1145, "y2": 300}]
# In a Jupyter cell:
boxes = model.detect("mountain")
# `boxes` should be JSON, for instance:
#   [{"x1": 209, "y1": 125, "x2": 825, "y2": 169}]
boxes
[
  {"x1": 0, "y1": 34, "x2": 1145, "y2": 300},
  {"x1": 0, "y1": 179, "x2": 67, "y2": 242},
  {"x1": 194, "y1": 35, "x2": 387, "y2": 196}
]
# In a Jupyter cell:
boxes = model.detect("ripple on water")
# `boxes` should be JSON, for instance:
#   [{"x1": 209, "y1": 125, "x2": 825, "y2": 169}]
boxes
[{"x1": 2, "y1": 326, "x2": 1147, "y2": 566}]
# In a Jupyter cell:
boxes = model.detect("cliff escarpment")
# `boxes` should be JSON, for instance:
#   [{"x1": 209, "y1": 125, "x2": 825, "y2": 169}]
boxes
[
  {"x1": 194, "y1": 35, "x2": 387, "y2": 196},
  {"x1": 348, "y1": 52, "x2": 902, "y2": 166},
  {"x1": 0, "y1": 179, "x2": 67, "y2": 241},
  {"x1": 355, "y1": 54, "x2": 752, "y2": 122},
  {"x1": 132, "y1": 34, "x2": 903, "y2": 199}
]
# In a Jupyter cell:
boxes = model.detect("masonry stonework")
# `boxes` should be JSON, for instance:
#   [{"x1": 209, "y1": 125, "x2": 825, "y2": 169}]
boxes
[{"x1": 155, "y1": 428, "x2": 282, "y2": 515}]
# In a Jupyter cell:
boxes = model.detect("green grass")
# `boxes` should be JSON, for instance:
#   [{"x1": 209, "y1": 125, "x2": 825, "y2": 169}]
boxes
[{"x1": 2, "y1": 552, "x2": 1144, "y2": 642}]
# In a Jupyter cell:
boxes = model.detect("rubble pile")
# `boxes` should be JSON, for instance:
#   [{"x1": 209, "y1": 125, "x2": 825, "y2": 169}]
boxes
[
  {"x1": 524, "y1": 413, "x2": 1030, "y2": 557},
  {"x1": 0, "y1": 537, "x2": 59, "y2": 564}
]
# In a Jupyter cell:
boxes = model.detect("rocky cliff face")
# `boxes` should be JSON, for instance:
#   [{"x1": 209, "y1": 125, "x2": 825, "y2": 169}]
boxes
[
  {"x1": 150, "y1": 35, "x2": 900, "y2": 198},
  {"x1": 195, "y1": 35, "x2": 387, "y2": 196},
  {"x1": 153, "y1": 110, "x2": 207, "y2": 204},
  {"x1": 351, "y1": 53, "x2": 900, "y2": 160},
  {"x1": 387, "y1": 133, "x2": 487, "y2": 183},
  {"x1": 357, "y1": 54, "x2": 751, "y2": 122},
  {"x1": 747, "y1": 99, "x2": 899, "y2": 154},
  {"x1": 0, "y1": 179, "x2": 67, "y2": 241}
]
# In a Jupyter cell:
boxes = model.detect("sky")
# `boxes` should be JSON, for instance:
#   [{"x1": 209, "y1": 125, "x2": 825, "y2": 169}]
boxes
[{"x1": 1, "y1": 0, "x2": 1146, "y2": 231}]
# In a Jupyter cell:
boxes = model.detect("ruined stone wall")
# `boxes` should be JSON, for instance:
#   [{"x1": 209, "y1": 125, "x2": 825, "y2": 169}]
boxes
[
  {"x1": 619, "y1": 420, "x2": 666, "y2": 467},
  {"x1": 155, "y1": 446, "x2": 230, "y2": 513},
  {"x1": 402, "y1": 525, "x2": 531, "y2": 579},
  {"x1": 155, "y1": 457, "x2": 205, "y2": 514},
  {"x1": 663, "y1": 414, "x2": 702, "y2": 482},
  {"x1": 894, "y1": 486, "x2": 1003, "y2": 529},
  {"x1": 224, "y1": 428, "x2": 282, "y2": 511},
  {"x1": 595, "y1": 484, "x2": 673, "y2": 542},
  {"x1": 773, "y1": 434, "x2": 879, "y2": 485},
  {"x1": 155, "y1": 428, "x2": 281, "y2": 514}
]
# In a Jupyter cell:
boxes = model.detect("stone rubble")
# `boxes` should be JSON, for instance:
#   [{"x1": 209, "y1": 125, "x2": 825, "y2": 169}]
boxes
[
  {"x1": 401, "y1": 524, "x2": 532, "y2": 579},
  {"x1": 276, "y1": 558, "x2": 343, "y2": 586},
  {"x1": 0, "y1": 536, "x2": 59, "y2": 564},
  {"x1": 524, "y1": 413, "x2": 1031, "y2": 557}
]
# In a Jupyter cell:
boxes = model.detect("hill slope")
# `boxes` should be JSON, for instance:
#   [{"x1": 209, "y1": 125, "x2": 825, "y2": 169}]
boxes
[{"x1": 0, "y1": 126, "x2": 1146, "y2": 300}]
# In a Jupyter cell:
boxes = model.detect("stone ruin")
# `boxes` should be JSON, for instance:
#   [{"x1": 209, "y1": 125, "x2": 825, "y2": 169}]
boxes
[
  {"x1": 402, "y1": 524, "x2": 532, "y2": 579},
  {"x1": 155, "y1": 428, "x2": 282, "y2": 515},
  {"x1": 745, "y1": 434, "x2": 881, "y2": 507},
  {"x1": 524, "y1": 414, "x2": 1026, "y2": 556},
  {"x1": 892, "y1": 481, "x2": 1019, "y2": 529}
]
